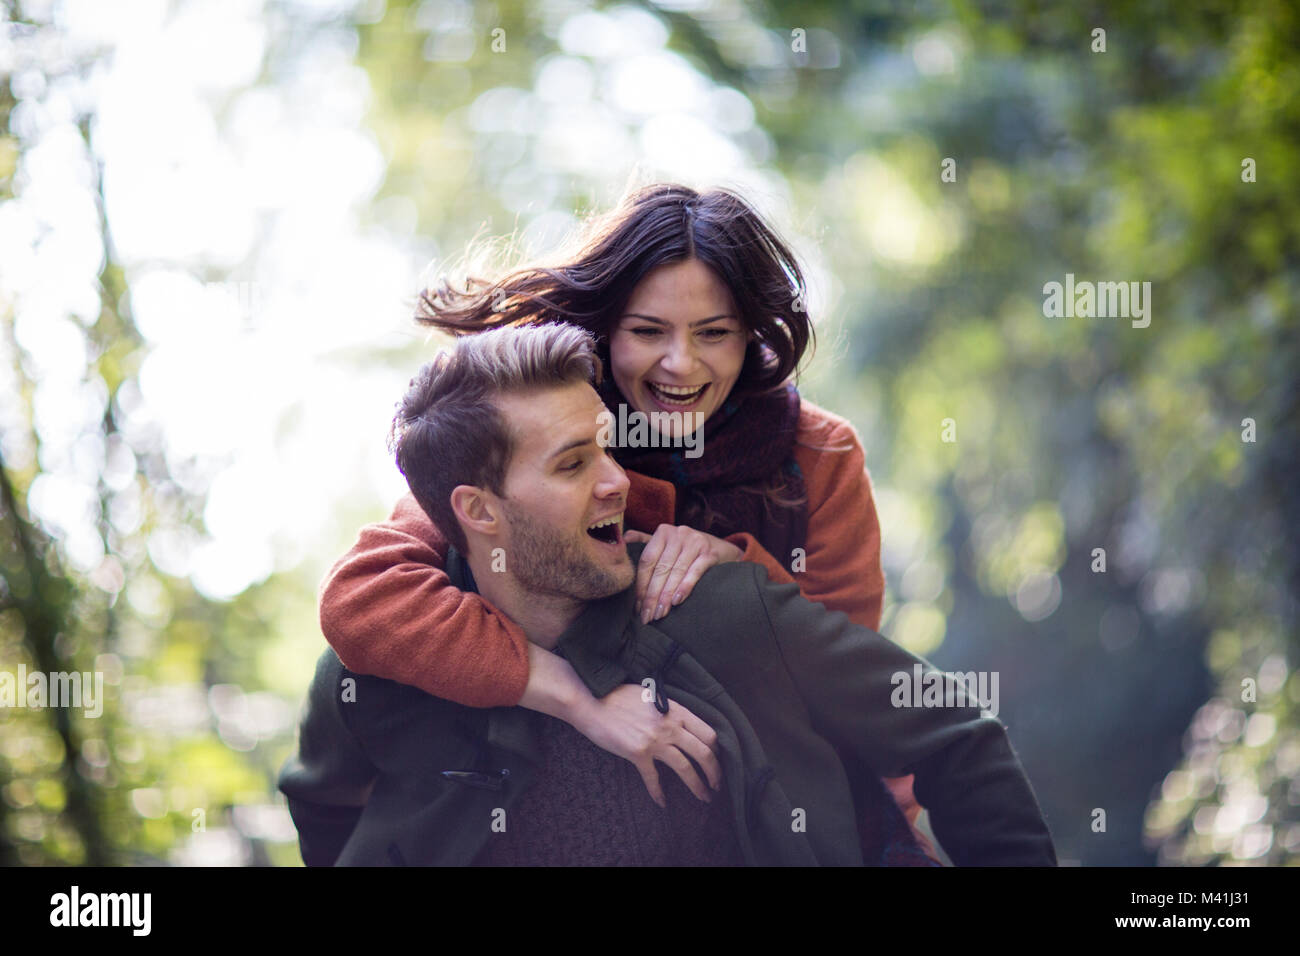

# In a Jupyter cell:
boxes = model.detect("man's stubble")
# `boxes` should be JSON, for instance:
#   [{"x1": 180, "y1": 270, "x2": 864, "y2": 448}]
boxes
[{"x1": 500, "y1": 499, "x2": 633, "y2": 602}]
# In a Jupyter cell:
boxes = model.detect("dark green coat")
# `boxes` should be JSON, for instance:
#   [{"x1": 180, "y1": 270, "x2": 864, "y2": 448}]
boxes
[{"x1": 279, "y1": 544, "x2": 1057, "y2": 866}]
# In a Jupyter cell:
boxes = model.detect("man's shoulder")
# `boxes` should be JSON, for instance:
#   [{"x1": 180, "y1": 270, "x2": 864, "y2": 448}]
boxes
[
  {"x1": 669, "y1": 549, "x2": 859, "y2": 656},
  {"x1": 307, "y1": 646, "x2": 346, "y2": 694},
  {"x1": 667, "y1": 552, "x2": 804, "y2": 633}
]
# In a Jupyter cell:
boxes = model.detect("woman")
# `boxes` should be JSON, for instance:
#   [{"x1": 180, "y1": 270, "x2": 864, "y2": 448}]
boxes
[{"x1": 322, "y1": 183, "x2": 936, "y2": 864}]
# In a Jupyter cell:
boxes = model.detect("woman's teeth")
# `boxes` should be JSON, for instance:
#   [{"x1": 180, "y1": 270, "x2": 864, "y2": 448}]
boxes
[{"x1": 648, "y1": 382, "x2": 708, "y2": 406}]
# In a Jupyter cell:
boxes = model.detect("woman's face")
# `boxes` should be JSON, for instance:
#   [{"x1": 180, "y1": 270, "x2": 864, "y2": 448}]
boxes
[{"x1": 609, "y1": 258, "x2": 748, "y2": 436}]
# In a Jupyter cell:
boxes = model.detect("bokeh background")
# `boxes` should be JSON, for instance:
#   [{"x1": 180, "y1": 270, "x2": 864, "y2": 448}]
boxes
[{"x1": 1, "y1": 0, "x2": 1296, "y2": 866}]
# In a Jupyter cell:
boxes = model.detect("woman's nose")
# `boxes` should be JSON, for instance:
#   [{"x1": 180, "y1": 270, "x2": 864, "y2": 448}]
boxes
[{"x1": 660, "y1": 335, "x2": 698, "y2": 377}]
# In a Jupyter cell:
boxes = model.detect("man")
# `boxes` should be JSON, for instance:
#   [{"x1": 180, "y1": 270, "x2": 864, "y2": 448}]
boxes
[{"x1": 278, "y1": 323, "x2": 1057, "y2": 866}]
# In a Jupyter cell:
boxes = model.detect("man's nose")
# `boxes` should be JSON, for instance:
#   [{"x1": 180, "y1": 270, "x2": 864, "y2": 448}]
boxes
[{"x1": 596, "y1": 451, "x2": 630, "y2": 500}]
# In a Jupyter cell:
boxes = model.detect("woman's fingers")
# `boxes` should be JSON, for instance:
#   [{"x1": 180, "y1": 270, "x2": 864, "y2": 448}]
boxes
[
  {"x1": 633, "y1": 531, "x2": 669, "y2": 613},
  {"x1": 667, "y1": 554, "x2": 718, "y2": 611},
  {"x1": 652, "y1": 541, "x2": 707, "y2": 620},
  {"x1": 570, "y1": 684, "x2": 722, "y2": 807},
  {"x1": 634, "y1": 761, "x2": 668, "y2": 809},
  {"x1": 675, "y1": 707, "x2": 722, "y2": 790},
  {"x1": 649, "y1": 704, "x2": 720, "y2": 802},
  {"x1": 639, "y1": 535, "x2": 684, "y2": 624},
  {"x1": 629, "y1": 525, "x2": 746, "y2": 623},
  {"x1": 668, "y1": 723, "x2": 723, "y2": 793},
  {"x1": 622, "y1": 530, "x2": 650, "y2": 613},
  {"x1": 650, "y1": 744, "x2": 711, "y2": 804}
]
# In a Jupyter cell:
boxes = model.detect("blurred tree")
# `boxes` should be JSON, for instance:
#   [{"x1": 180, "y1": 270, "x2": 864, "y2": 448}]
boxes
[{"x1": 1, "y1": 0, "x2": 319, "y2": 866}]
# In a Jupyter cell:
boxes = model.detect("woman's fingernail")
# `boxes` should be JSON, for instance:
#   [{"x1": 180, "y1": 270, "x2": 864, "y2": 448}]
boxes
[
  {"x1": 655, "y1": 604, "x2": 665, "y2": 619},
  {"x1": 672, "y1": 592, "x2": 683, "y2": 605}
]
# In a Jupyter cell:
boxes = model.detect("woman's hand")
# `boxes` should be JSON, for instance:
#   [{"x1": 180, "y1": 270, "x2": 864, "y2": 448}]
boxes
[
  {"x1": 624, "y1": 524, "x2": 744, "y2": 624},
  {"x1": 567, "y1": 683, "x2": 722, "y2": 808},
  {"x1": 521, "y1": 644, "x2": 721, "y2": 807}
]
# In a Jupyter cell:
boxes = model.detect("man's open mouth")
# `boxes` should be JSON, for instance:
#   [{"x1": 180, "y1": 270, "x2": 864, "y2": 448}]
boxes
[
  {"x1": 586, "y1": 514, "x2": 624, "y2": 545},
  {"x1": 646, "y1": 381, "x2": 709, "y2": 407}
]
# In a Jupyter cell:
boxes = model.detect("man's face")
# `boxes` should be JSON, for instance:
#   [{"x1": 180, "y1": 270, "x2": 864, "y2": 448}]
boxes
[{"x1": 492, "y1": 382, "x2": 634, "y2": 601}]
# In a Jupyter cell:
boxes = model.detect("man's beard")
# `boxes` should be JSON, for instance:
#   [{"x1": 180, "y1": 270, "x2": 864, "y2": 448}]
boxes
[{"x1": 500, "y1": 500, "x2": 633, "y2": 601}]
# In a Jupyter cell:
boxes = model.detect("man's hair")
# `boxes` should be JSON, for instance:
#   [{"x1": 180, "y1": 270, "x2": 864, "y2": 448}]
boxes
[{"x1": 389, "y1": 322, "x2": 603, "y2": 555}]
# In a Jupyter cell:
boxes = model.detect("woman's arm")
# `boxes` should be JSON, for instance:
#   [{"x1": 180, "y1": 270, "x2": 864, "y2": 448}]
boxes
[{"x1": 319, "y1": 493, "x2": 530, "y2": 707}]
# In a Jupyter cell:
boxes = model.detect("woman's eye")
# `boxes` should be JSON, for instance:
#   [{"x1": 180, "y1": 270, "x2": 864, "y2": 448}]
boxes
[
  {"x1": 561, "y1": 459, "x2": 583, "y2": 472},
  {"x1": 630, "y1": 327, "x2": 661, "y2": 338},
  {"x1": 700, "y1": 328, "x2": 733, "y2": 340}
]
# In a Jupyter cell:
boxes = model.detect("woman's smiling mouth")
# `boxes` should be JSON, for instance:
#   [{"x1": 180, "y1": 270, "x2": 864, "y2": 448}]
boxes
[{"x1": 646, "y1": 381, "x2": 709, "y2": 407}]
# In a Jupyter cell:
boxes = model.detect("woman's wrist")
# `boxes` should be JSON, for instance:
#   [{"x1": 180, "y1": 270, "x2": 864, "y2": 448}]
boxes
[{"x1": 518, "y1": 642, "x2": 592, "y2": 722}]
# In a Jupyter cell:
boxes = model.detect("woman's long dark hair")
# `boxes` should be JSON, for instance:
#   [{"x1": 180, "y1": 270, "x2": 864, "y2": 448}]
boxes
[{"x1": 415, "y1": 182, "x2": 815, "y2": 399}]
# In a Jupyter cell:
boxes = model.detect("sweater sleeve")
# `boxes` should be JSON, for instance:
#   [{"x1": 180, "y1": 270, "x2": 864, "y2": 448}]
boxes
[{"x1": 318, "y1": 493, "x2": 532, "y2": 708}]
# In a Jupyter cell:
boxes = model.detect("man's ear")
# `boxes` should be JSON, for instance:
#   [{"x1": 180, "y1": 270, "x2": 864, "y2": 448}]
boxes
[{"x1": 449, "y1": 484, "x2": 502, "y2": 540}]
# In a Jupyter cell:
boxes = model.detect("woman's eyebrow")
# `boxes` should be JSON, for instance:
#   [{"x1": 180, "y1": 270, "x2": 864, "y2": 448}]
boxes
[{"x1": 620, "y1": 313, "x2": 735, "y2": 327}]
